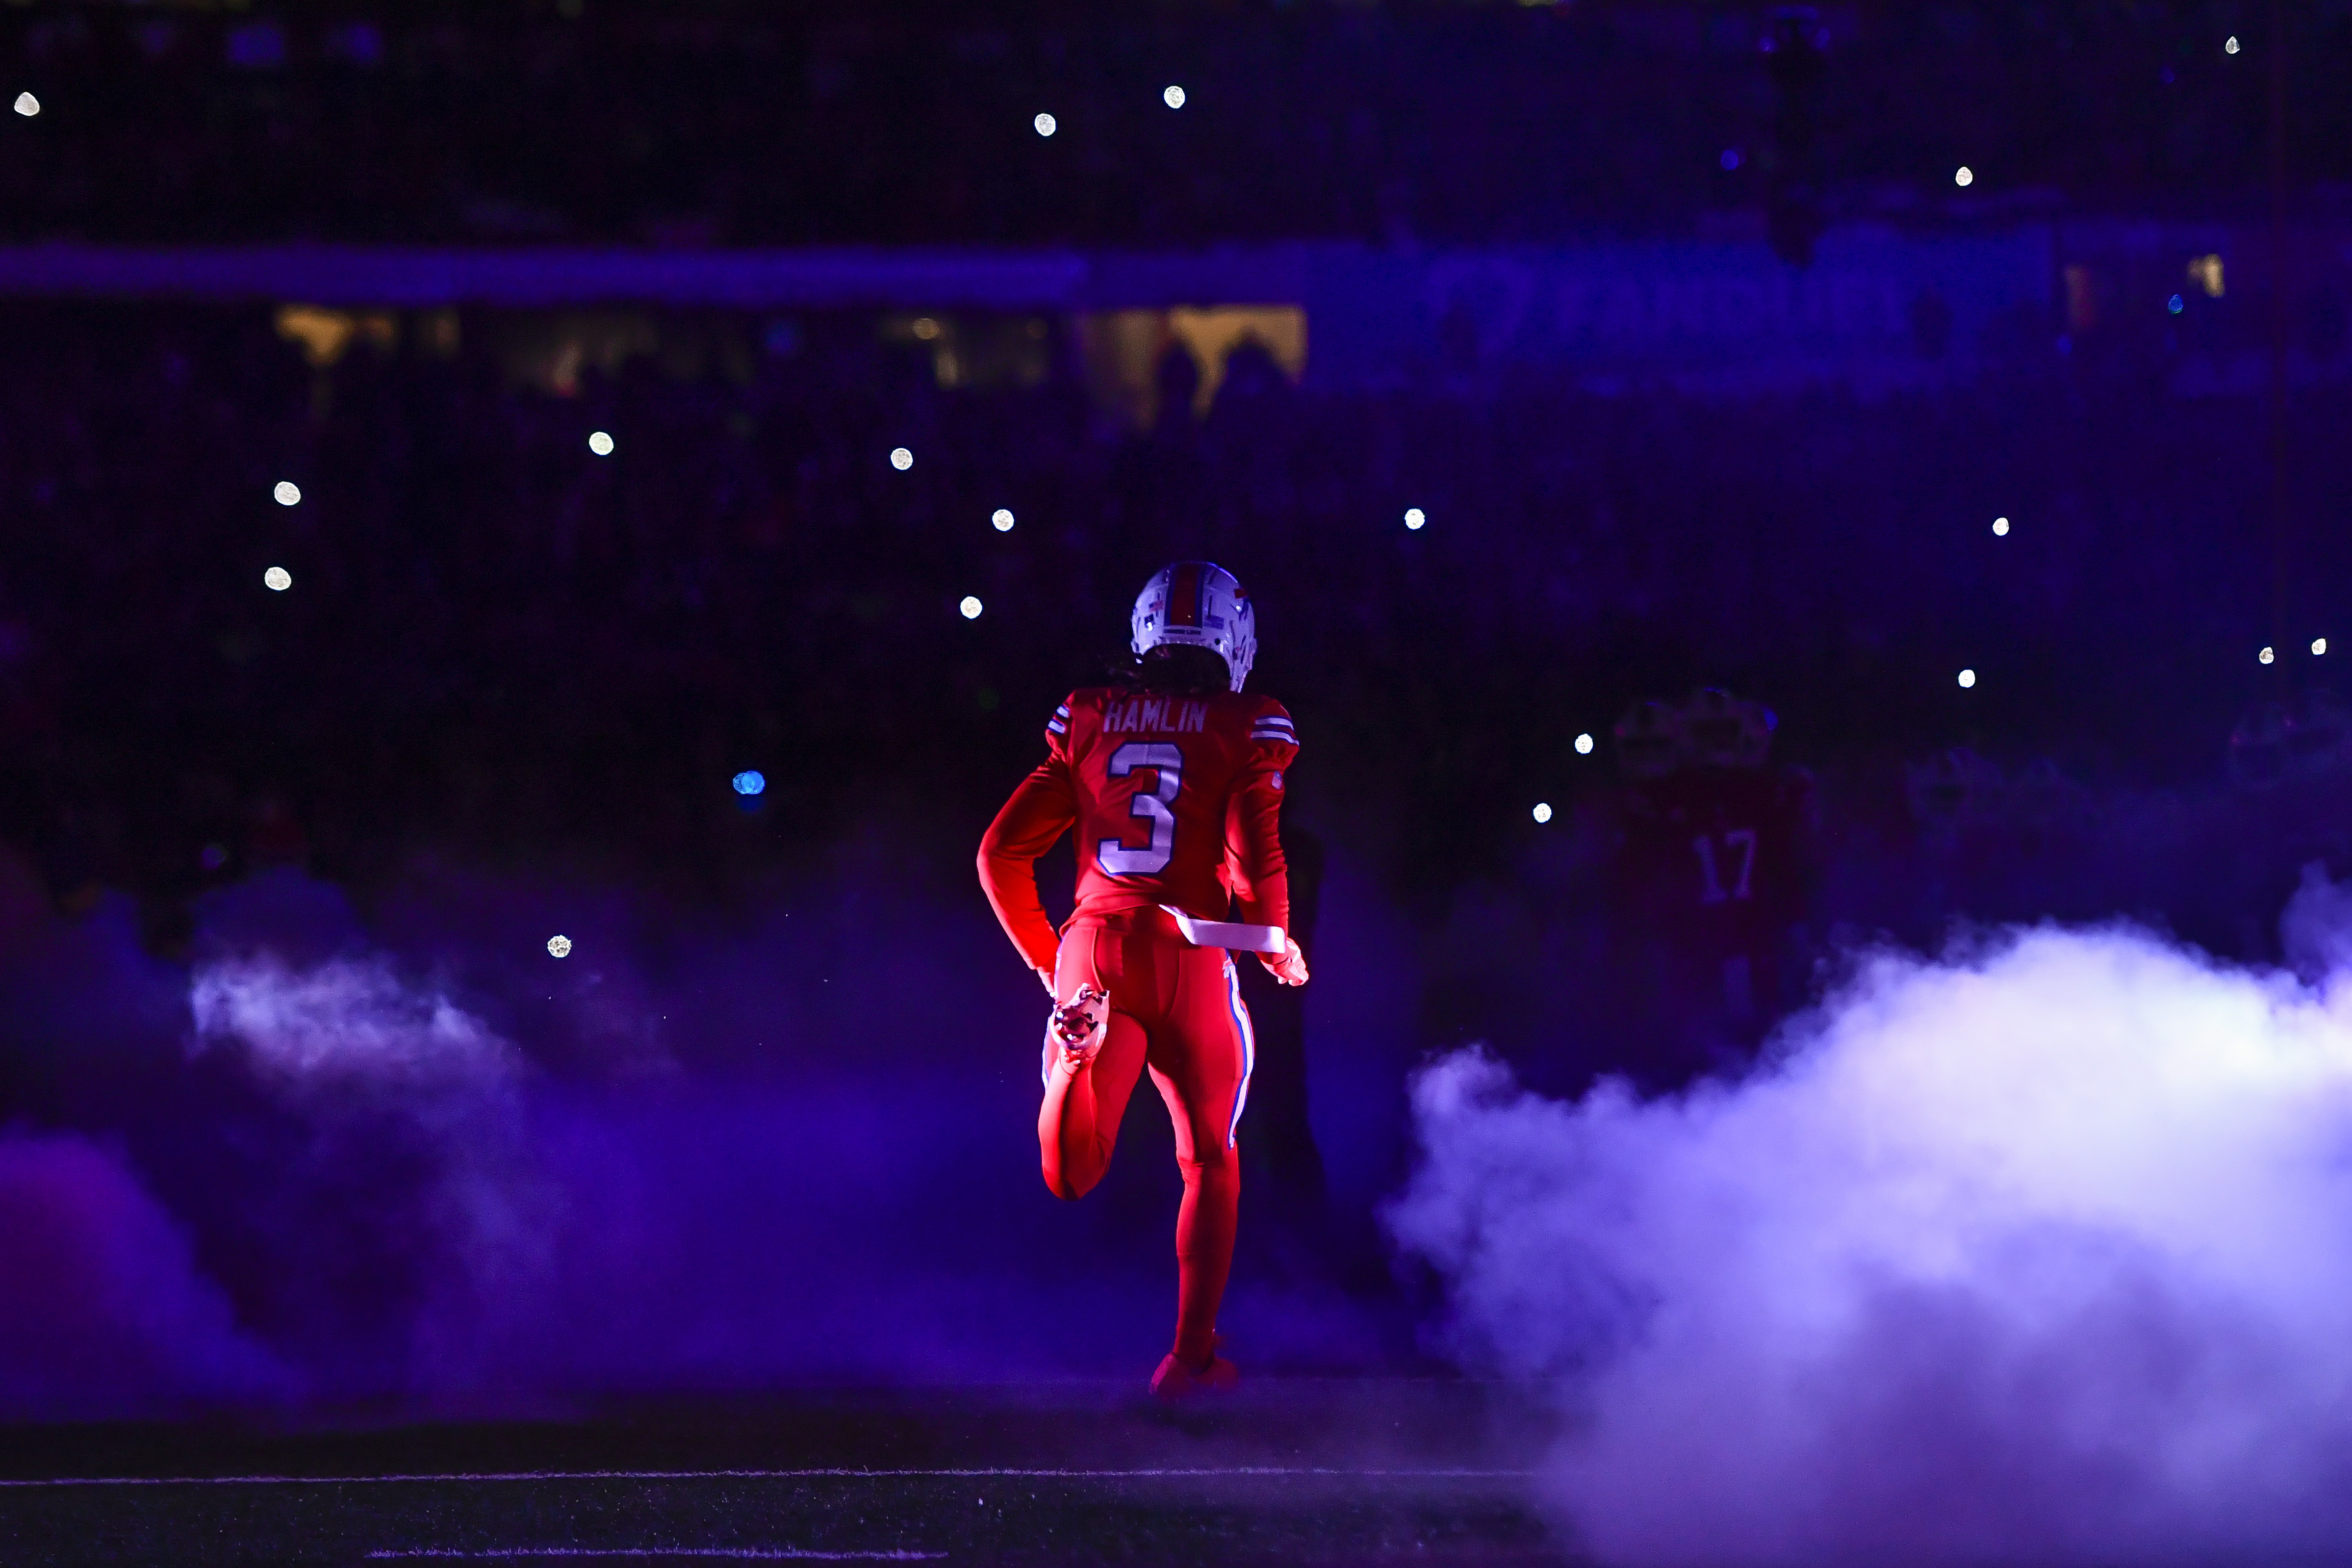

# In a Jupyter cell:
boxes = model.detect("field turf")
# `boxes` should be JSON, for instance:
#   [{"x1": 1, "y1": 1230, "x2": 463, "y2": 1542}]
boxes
[{"x1": 0, "y1": 1381, "x2": 1576, "y2": 1566}]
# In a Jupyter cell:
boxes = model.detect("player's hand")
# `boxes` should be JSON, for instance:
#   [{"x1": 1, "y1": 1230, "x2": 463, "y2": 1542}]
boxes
[{"x1": 1260, "y1": 936, "x2": 1309, "y2": 987}]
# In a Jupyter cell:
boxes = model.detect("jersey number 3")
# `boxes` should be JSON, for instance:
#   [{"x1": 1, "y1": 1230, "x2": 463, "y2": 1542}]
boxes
[{"x1": 1098, "y1": 743, "x2": 1183, "y2": 876}]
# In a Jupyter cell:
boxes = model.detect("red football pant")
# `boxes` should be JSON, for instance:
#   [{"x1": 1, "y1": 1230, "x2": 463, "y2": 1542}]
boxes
[{"x1": 1041, "y1": 917, "x2": 1254, "y2": 1368}]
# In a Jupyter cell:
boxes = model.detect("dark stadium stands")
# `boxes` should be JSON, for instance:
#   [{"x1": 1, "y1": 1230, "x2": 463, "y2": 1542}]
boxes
[{"x1": 1, "y1": 1, "x2": 2345, "y2": 249}]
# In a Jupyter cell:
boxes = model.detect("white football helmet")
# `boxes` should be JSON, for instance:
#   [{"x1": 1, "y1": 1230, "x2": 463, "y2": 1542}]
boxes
[{"x1": 1130, "y1": 561, "x2": 1256, "y2": 692}]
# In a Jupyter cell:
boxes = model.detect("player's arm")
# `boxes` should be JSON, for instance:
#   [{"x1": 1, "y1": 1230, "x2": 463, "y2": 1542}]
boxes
[
  {"x1": 978, "y1": 721, "x2": 1080, "y2": 993},
  {"x1": 1225, "y1": 703, "x2": 1307, "y2": 985},
  {"x1": 979, "y1": 758, "x2": 1075, "y2": 991}
]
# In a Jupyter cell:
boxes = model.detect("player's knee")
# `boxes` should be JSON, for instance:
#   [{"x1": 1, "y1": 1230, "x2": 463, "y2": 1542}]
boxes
[
  {"x1": 1042, "y1": 1161, "x2": 1099, "y2": 1202},
  {"x1": 1176, "y1": 1147, "x2": 1238, "y2": 1185}
]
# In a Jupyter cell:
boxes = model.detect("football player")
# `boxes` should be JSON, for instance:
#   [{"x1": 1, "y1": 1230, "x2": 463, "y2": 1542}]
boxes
[
  {"x1": 1611, "y1": 690, "x2": 1815, "y2": 1083},
  {"x1": 977, "y1": 562, "x2": 1308, "y2": 1399}
]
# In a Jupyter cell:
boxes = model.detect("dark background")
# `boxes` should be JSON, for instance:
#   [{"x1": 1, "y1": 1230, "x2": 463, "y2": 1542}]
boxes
[{"x1": 2, "y1": 0, "x2": 2351, "y2": 1417}]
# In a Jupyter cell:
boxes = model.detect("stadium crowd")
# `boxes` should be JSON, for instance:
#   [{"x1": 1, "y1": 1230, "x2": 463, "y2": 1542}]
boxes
[
  {"x1": 0, "y1": 298, "x2": 2347, "y2": 1076},
  {"x1": 1, "y1": 0, "x2": 2343, "y2": 249}
]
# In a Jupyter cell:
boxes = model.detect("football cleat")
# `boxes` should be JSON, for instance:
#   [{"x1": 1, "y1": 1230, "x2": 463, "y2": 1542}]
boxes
[
  {"x1": 1150, "y1": 1337, "x2": 1240, "y2": 1401},
  {"x1": 1047, "y1": 984, "x2": 1110, "y2": 1073},
  {"x1": 1131, "y1": 562, "x2": 1257, "y2": 692}
]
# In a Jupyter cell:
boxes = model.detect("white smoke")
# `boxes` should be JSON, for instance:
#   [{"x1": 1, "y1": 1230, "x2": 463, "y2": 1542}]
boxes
[
  {"x1": 1391, "y1": 899, "x2": 2352, "y2": 1566},
  {"x1": 189, "y1": 953, "x2": 552, "y2": 1389},
  {"x1": 190, "y1": 953, "x2": 518, "y2": 1102}
]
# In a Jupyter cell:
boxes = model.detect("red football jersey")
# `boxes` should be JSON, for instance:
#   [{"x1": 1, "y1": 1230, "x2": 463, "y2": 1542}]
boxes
[
  {"x1": 1612, "y1": 764, "x2": 1816, "y2": 955},
  {"x1": 979, "y1": 686, "x2": 1299, "y2": 975}
]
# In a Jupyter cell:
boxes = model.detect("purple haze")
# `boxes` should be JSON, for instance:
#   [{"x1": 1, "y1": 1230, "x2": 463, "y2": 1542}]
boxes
[{"x1": 0, "y1": 841, "x2": 1400, "y2": 1417}]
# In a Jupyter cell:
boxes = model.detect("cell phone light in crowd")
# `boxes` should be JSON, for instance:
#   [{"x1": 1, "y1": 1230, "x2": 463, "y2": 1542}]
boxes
[
  {"x1": 1954, "y1": 166, "x2": 1975, "y2": 188},
  {"x1": 274, "y1": 481, "x2": 301, "y2": 506},
  {"x1": 1163, "y1": 85, "x2": 1186, "y2": 109},
  {"x1": 1958, "y1": 668, "x2": 1977, "y2": 689},
  {"x1": 2169, "y1": 294, "x2": 2185, "y2": 314},
  {"x1": 2226, "y1": 35, "x2": 2241, "y2": 54},
  {"x1": 547, "y1": 935, "x2": 572, "y2": 958},
  {"x1": 1575, "y1": 733, "x2": 1595, "y2": 755},
  {"x1": 1719, "y1": 149, "x2": 1740, "y2": 171},
  {"x1": 264, "y1": 566, "x2": 292, "y2": 591},
  {"x1": 1404, "y1": 507, "x2": 1426, "y2": 530},
  {"x1": 732, "y1": 770, "x2": 766, "y2": 797},
  {"x1": 588, "y1": 430, "x2": 614, "y2": 456},
  {"x1": 992, "y1": 509, "x2": 1016, "y2": 532},
  {"x1": 890, "y1": 446, "x2": 914, "y2": 470},
  {"x1": 2260, "y1": 646, "x2": 2276, "y2": 665},
  {"x1": 2315, "y1": 639, "x2": 2329, "y2": 657},
  {"x1": 1532, "y1": 802, "x2": 1554, "y2": 824},
  {"x1": 1033, "y1": 113, "x2": 1057, "y2": 137},
  {"x1": 1992, "y1": 516, "x2": 2010, "y2": 536},
  {"x1": 959, "y1": 596, "x2": 983, "y2": 620},
  {"x1": 11, "y1": 93, "x2": 34, "y2": 117}
]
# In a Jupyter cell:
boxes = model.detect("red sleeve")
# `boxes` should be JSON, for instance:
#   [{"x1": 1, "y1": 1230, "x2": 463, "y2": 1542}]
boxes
[
  {"x1": 976, "y1": 703, "x2": 1081, "y2": 975},
  {"x1": 1223, "y1": 781, "x2": 1291, "y2": 935},
  {"x1": 1222, "y1": 698, "x2": 1298, "y2": 936}
]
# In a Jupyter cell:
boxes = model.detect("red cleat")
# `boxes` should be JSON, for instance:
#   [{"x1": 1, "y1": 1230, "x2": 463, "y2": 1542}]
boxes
[{"x1": 1150, "y1": 1338, "x2": 1240, "y2": 1401}]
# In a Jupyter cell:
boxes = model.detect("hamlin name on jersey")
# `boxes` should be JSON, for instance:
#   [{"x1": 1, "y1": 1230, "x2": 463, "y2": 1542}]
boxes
[
  {"x1": 978, "y1": 684, "x2": 1299, "y2": 974},
  {"x1": 1049, "y1": 685, "x2": 1296, "y2": 920},
  {"x1": 1053, "y1": 693, "x2": 1294, "y2": 747},
  {"x1": 1091, "y1": 696, "x2": 1214, "y2": 735}
]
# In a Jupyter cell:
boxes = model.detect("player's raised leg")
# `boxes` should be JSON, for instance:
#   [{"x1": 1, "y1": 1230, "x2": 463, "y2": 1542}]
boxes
[{"x1": 1039, "y1": 929, "x2": 1151, "y2": 1202}]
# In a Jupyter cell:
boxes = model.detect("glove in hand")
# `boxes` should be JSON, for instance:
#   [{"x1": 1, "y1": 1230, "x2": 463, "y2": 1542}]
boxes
[{"x1": 1261, "y1": 936, "x2": 1309, "y2": 987}]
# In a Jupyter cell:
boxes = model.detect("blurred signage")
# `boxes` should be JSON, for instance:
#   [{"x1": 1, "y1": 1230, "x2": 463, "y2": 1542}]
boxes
[
  {"x1": 1302, "y1": 230, "x2": 2054, "y2": 391},
  {"x1": 0, "y1": 230, "x2": 2055, "y2": 391}
]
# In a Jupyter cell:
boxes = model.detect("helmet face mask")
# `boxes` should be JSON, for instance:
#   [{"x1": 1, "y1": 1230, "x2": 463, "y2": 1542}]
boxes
[
  {"x1": 1131, "y1": 561, "x2": 1257, "y2": 692},
  {"x1": 1613, "y1": 699, "x2": 1687, "y2": 780},
  {"x1": 1681, "y1": 687, "x2": 1774, "y2": 770},
  {"x1": 1908, "y1": 746, "x2": 2000, "y2": 825}
]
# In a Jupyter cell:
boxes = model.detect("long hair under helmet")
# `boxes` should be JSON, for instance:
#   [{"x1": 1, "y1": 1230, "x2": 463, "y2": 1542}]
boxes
[{"x1": 1130, "y1": 562, "x2": 1257, "y2": 693}]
